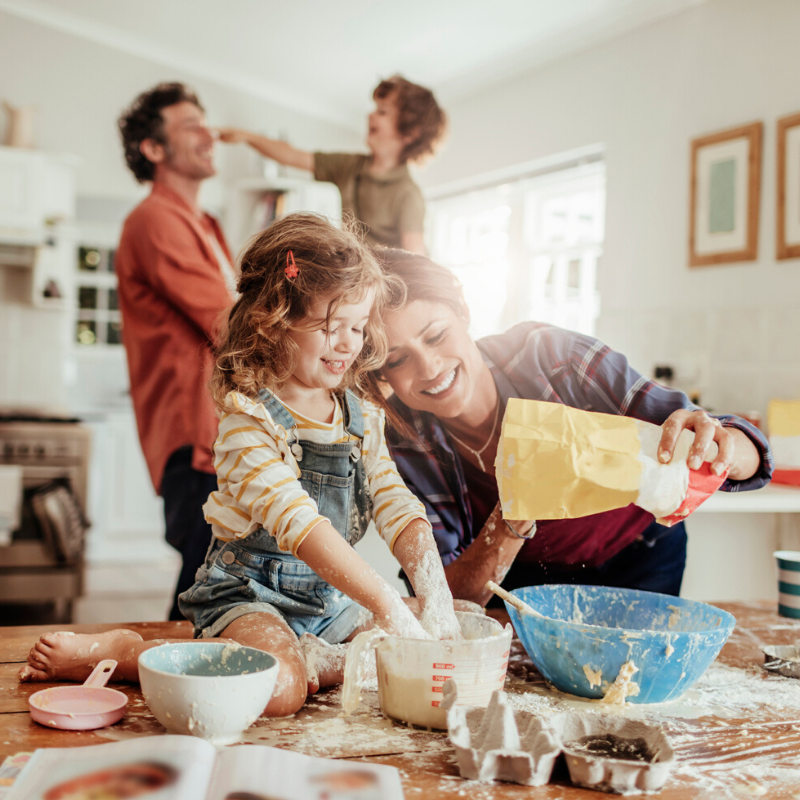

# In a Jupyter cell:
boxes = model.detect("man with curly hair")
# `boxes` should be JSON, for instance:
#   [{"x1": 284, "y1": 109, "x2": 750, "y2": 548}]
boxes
[
  {"x1": 116, "y1": 83, "x2": 236, "y2": 620},
  {"x1": 218, "y1": 75, "x2": 447, "y2": 253}
]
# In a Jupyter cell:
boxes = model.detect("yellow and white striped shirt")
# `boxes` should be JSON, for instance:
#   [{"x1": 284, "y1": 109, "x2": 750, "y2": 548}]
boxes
[{"x1": 203, "y1": 391, "x2": 428, "y2": 555}]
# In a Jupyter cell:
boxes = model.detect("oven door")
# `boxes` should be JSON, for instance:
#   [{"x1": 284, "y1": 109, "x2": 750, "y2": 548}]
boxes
[{"x1": 0, "y1": 464, "x2": 86, "y2": 568}]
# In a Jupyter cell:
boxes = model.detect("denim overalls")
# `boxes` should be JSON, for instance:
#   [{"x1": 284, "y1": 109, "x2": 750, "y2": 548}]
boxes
[{"x1": 178, "y1": 388, "x2": 373, "y2": 643}]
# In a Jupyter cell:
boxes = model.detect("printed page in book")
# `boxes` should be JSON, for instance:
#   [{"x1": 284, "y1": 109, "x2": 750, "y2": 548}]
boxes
[
  {"x1": 206, "y1": 744, "x2": 405, "y2": 800},
  {"x1": 5, "y1": 735, "x2": 216, "y2": 800}
]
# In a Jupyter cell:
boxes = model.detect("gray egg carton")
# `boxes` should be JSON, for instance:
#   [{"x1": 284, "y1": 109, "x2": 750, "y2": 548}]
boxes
[
  {"x1": 442, "y1": 681, "x2": 675, "y2": 794},
  {"x1": 444, "y1": 682, "x2": 560, "y2": 786},
  {"x1": 555, "y1": 713, "x2": 675, "y2": 795}
]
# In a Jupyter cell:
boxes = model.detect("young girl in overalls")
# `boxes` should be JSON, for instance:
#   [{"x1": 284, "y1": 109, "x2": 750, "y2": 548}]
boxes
[{"x1": 19, "y1": 214, "x2": 461, "y2": 717}]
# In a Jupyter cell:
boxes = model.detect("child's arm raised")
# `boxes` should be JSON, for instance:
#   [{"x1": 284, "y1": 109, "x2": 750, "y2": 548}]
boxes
[
  {"x1": 216, "y1": 128, "x2": 314, "y2": 172},
  {"x1": 296, "y1": 521, "x2": 428, "y2": 640}
]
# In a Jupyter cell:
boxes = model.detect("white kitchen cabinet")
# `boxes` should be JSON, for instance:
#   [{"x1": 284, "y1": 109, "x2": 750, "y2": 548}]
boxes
[
  {"x1": 83, "y1": 409, "x2": 173, "y2": 565},
  {"x1": 0, "y1": 146, "x2": 78, "y2": 234},
  {"x1": 0, "y1": 146, "x2": 79, "y2": 309}
]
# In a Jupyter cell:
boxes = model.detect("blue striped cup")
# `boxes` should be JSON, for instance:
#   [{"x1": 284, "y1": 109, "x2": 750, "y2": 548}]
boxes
[{"x1": 775, "y1": 551, "x2": 800, "y2": 618}]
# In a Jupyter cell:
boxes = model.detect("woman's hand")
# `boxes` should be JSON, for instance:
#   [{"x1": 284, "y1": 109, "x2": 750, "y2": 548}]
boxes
[{"x1": 658, "y1": 408, "x2": 759, "y2": 481}]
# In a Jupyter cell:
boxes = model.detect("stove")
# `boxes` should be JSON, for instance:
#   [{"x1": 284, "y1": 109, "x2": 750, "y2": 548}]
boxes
[{"x1": 0, "y1": 418, "x2": 91, "y2": 622}]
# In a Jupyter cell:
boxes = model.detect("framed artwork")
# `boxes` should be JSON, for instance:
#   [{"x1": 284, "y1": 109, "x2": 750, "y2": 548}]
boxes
[
  {"x1": 689, "y1": 121, "x2": 762, "y2": 267},
  {"x1": 777, "y1": 112, "x2": 800, "y2": 259}
]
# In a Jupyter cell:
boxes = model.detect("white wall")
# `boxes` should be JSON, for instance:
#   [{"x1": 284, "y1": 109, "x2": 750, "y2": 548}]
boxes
[
  {"x1": 0, "y1": 10, "x2": 361, "y2": 408},
  {"x1": 419, "y1": 0, "x2": 800, "y2": 421}
]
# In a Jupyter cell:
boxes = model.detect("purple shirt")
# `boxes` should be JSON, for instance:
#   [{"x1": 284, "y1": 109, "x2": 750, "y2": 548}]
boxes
[{"x1": 385, "y1": 322, "x2": 773, "y2": 568}]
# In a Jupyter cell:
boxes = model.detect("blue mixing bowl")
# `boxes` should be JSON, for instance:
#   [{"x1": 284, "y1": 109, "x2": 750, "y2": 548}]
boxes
[{"x1": 507, "y1": 585, "x2": 735, "y2": 704}]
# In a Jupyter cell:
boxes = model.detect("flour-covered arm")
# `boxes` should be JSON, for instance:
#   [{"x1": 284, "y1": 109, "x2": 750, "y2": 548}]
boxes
[
  {"x1": 296, "y1": 520, "x2": 428, "y2": 639},
  {"x1": 362, "y1": 403, "x2": 460, "y2": 638}
]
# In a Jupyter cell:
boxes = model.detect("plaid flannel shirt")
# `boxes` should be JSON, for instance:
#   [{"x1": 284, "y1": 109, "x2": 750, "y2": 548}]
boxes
[{"x1": 386, "y1": 322, "x2": 773, "y2": 568}]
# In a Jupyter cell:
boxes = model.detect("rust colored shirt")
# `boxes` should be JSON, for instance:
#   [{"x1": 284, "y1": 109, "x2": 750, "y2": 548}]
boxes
[{"x1": 116, "y1": 183, "x2": 234, "y2": 493}]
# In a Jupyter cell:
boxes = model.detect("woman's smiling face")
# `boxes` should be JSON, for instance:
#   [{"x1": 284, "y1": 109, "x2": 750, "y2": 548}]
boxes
[{"x1": 381, "y1": 300, "x2": 484, "y2": 419}]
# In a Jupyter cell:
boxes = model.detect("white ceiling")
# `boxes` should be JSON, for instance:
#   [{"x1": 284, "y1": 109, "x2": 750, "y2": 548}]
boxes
[{"x1": 1, "y1": 0, "x2": 704, "y2": 130}]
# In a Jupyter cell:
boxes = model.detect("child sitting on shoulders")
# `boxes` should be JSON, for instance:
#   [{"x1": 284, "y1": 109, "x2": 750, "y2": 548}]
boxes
[
  {"x1": 218, "y1": 75, "x2": 446, "y2": 254},
  {"x1": 19, "y1": 213, "x2": 461, "y2": 717}
]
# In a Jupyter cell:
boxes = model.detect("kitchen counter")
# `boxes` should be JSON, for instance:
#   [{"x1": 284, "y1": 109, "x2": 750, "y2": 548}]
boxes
[
  {"x1": 2, "y1": 604, "x2": 800, "y2": 798},
  {"x1": 697, "y1": 482, "x2": 800, "y2": 513},
  {"x1": 683, "y1": 484, "x2": 800, "y2": 602}
]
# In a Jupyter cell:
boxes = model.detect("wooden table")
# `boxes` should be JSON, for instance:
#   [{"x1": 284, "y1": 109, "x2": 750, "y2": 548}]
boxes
[{"x1": 2, "y1": 603, "x2": 800, "y2": 798}]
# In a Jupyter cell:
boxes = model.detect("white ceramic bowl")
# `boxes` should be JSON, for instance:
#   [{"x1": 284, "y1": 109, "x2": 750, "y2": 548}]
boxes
[{"x1": 138, "y1": 642, "x2": 278, "y2": 744}]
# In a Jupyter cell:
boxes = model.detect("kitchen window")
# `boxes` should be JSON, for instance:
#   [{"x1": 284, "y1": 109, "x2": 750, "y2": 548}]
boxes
[
  {"x1": 426, "y1": 153, "x2": 605, "y2": 339},
  {"x1": 75, "y1": 244, "x2": 121, "y2": 346}
]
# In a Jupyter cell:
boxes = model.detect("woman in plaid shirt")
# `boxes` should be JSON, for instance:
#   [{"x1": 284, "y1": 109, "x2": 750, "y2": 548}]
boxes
[{"x1": 365, "y1": 249, "x2": 772, "y2": 604}]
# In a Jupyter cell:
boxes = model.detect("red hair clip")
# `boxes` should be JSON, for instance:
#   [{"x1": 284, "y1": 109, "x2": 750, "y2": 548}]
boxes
[{"x1": 284, "y1": 250, "x2": 299, "y2": 279}]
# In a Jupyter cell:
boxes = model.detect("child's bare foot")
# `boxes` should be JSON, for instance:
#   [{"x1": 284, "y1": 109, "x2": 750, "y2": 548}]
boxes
[
  {"x1": 300, "y1": 633, "x2": 349, "y2": 695},
  {"x1": 18, "y1": 629, "x2": 145, "y2": 684}
]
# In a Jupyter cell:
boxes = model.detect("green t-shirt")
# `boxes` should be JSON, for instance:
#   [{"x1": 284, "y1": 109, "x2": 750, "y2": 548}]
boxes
[{"x1": 313, "y1": 152, "x2": 425, "y2": 248}]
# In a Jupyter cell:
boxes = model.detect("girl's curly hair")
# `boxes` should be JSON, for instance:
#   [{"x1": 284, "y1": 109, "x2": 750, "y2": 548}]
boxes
[
  {"x1": 373, "y1": 75, "x2": 447, "y2": 165},
  {"x1": 211, "y1": 213, "x2": 404, "y2": 410}
]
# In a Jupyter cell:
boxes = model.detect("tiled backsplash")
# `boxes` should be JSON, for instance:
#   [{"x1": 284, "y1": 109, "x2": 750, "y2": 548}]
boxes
[
  {"x1": 0, "y1": 274, "x2": 71, "y2": 408},
  {"x1": 597, "y1": 304, "x2": 800, "y2": 425}
]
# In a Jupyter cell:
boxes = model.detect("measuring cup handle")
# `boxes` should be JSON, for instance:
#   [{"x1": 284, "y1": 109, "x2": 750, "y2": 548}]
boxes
[
  {"x1": 83, "y1": 659, "x2": 118, "y2": 688},
  {"x1": 342, "y1": 630, "x2": 386, "y2": 715}
]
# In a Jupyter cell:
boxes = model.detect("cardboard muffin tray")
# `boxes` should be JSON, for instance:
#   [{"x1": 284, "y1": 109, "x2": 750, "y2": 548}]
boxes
[{"x1": 442, "y1": 682, "x2": 675, "y2": 794}]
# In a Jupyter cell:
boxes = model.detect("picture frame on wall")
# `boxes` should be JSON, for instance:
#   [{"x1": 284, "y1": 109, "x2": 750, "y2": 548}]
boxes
[
  {"x1": 777, "y1": 111, "x2": 800, "y2": 260},
  {"x1": 689, "y1": 121, "x2": 762, "y2": 267}
]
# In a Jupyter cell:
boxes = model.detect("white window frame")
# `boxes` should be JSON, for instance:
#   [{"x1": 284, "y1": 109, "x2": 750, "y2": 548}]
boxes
[{"x1": 425, "y1": 145, "x2": 606, "y2": 340}]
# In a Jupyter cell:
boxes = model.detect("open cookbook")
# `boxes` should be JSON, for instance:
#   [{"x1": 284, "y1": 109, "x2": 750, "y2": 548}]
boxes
[{"x1": 5, "y1": 735, "x2": 404, "y2": 800}]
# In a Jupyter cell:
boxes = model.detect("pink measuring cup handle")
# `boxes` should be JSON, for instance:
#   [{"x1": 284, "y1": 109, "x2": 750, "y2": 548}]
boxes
[{"x1": 82, "y1": 659, "x2": 118, "y2": 688}]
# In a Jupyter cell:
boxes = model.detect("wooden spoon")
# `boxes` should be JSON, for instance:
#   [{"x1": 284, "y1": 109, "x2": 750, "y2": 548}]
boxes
[{"x1": 485, "y1": 581, "x2": 542, "y2": 618}]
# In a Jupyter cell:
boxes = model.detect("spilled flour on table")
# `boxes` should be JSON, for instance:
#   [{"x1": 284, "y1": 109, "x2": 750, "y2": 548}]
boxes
[
  {"x1": 504, "y1": 655, "x2": 800, "y2": 799},
  {"x1": 89, "y1": 608, "x2": 800, "y2": 799},
  {"x1": 241, "y1": 683, "x2": 449, "y2": 759}
]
